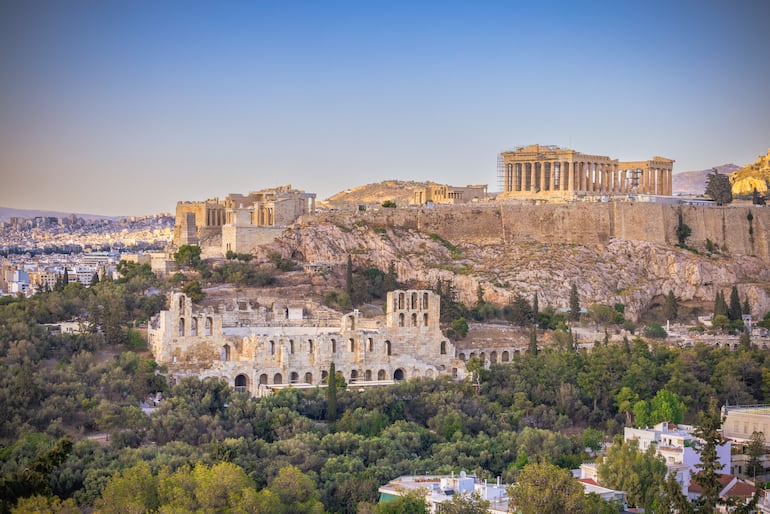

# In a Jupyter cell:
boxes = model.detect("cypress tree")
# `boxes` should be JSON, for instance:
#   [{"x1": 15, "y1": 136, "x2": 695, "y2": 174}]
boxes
[
  {"x1": 713, "y1": 291, "x2": 728, "y2": 318},
  {"x1": 569, "y1": 283, "x2": 580, "y2": 321},
  {"x1": 532, "y1": 292, "x2": 539, "y2": 316},
  {"x1": 345, "y1": 255, "x2": 353, "y2": 301},
  {"x1": 743, "y1": 296, "x2": 751, "y2": 318},
  {"x1": 728, "y1": 286, "x2": 742, "y2": 321},
  {"x1": 528, "y1": 325, "x2": 538, "y2": 356},
  {"x1": 63, "y1": 267, "x2": 69, "y2": 286},
  {"x1": 663, "y1": 290, "x2": 678, "y2": 321},
  {"x1": 327, "y1": 362, "x2": 337, "y2": 422}
]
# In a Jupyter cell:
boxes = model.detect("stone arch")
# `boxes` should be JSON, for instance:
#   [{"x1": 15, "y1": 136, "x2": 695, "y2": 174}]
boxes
[
  {"x1": 411, "y1": 292, "x2": 417, "y2": 309},
  {"x1": 290, "y1": 371, "x2": 299, "y2": 383},
  {"x1": 305, "y1": 372, "x2": 313, "y2": 384},
  {"x1": 270, "y1": 340, "x2": 275, "y2": 355},
  {"x1": 423, "y1": 313, "x2": 428, "y2": 326},
  {"x1": 290, "y1": 339, "x2": 295, "y2": 354},
  {"x1": 490, "y1": 351, "x2": 497, "y2": 364},
  {"x1": 385, "y1": 340, "x2": 391, "y2": 356},
  {"x1": 365, "y1": 369, "x2": 372, "y2": 381},
  {"x1": 331, "y1": 338, "x2": 337, "y2": 353},
  {"x1": 398, "y1": 292, "x2": 404, "y2": 309},
  {"x1": 234, "y1": 374, "x2": 248, "y2": 393},
  {"x1": 259, "y1": 373, "x2": 268, "y2": 385},
  {"x1": 350, "y1": 370, "x2": 358, "y2": 382},
  {"x1": 426, "y1": 369, "x2": 434, "y2": 378},
  {"x1": 470, "y1": 352, "x2": 476, "y2": 359},
  {"x1": 412, "y1": 369, "x2": 421, "y2": 378},
  {"x1": 411, "y1": 313, "x2": 417, "y2": 326},
  {"x1": 178, "y1": 317, "x2": 185, "y2": 337},
  {"x1": 440, "y1": 341, "x2": 447, "y2": 355},
  {"x1": 393, "y1": 368, "x2": 405, "y2": 381},
  {"x1": 308, "y1": 339, "x2": 314, "y2": 353},
  {"x1": 349, "y1": 338, "x2": 355, "y2": 352},
  {"x1": 367, "y1": 338, "x2": 373, "y2": 352},
  {"x1": 273, "y1": 373, "x2": 283, "y2": 385},
  {"x1": 221, "y1": 345, "x2": 230, "y2": 362},
  {"x1": 377, "y1": 369, "x2": 386, "y2": 380},
  {"x1": 423, "y1": 292, "x2": 429, "y2": 309},
  {"x1": 179, "y1": 295, "x2": 185, "y2": 310},
  {"x1": 399, "y1": 313, "x2": 405, "y2": 327},
  {"x1": 190, "y1": 318, "x2": 198, "y2": 336},
  {"x1": 321, "y1": 370, "x2": 328, "y2": 381},
  {"x1": 205, "y1": 317, "x2": 212, "y2": 336},
  {"x1": 502, "y1": 351, "x2": 510, "y2": 362},
  {"x1": 479, "y1": 352, "x2": 485, "y2": 363},
  {"x1": 459, "y1": 352, "x2": 466, "y2": 361}
]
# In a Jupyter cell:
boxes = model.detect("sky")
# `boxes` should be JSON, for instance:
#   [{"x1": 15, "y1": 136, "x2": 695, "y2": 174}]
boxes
[{"x1": 1, "y1": 0, "x2": 769, "y2": 216}]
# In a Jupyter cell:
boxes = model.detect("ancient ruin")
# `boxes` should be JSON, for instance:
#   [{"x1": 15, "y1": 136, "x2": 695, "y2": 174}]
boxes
[
  {"x1": 499, "y1": 144, "x2": 674, "y2": 198},
  {"x1": 172, "y1": 185, "x2": 316, "y2": 255},
  {"x1": 411, "y1": 183, "x2": 488, "y2": 205},
  {"x1": 148, "y1": 290, "x2": 465, "y2": 396}
]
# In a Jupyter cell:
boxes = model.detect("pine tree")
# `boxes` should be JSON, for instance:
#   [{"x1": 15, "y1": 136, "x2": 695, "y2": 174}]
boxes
[
  {"x1": 569, "y1": 283, "x2": 580, "y2": 321},
  {"x1": 692, "y1": 399, "x2": 724, "y2": 512},
  {"x1": 742, "y1": 296, "x2": 751, "y2": 318},
  {"x1": 714, "y1": 291, "x2": 728, "y2": 318},
  {"x1": 728, "y1": 286, "x2": 742, "y2": 321},
  {"x1": 705, "y1": 169, "x2": 733, "y2": 206},
  {"x1": 327, "y1": 362, "x2": 337, "y2": 422}
]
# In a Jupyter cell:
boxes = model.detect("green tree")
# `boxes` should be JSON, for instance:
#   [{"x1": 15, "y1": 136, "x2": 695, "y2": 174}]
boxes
[
  {"x1": 506, "y1": 294, "x2": 534, "y2": 327},
  {"x1": 705, "y1": 169, "x2": 733, "y2": 206},
  {"x1": 508, "y1": 461, "x2": 587, "y2": 514},
  {"x1": 173, "y1": 244, "x2": 202, "y2": 268},
  {"x1": 569, "y1": 283, "x2": 580, "y2": 321},
  {"x1": 728, "y1": 285, "x2": 742, "y2": 321},
  {"x1": 95, "y1": 461, "x2": 159, "y2": 513},
  {"x1": 714, "y1": 291, "x2": 729, "y2": 318},
  {"x1": 439, "y1": 491, "x2": 490, "y2": 513},
  {"x1": 181, "y1": 280, "x2": 205, "y2": 303},
  {"x1": 381, "y1": 200, "x2": 397, "y2": 208},
  {"x1": 692, "y1": 399, "x2": 725, "y2": 512},
  {"x1": 267, "y1": 465, "x2": 324, "y2": 514},
  {"x1": 598, "y1": 437, "x2": 667, "y2": 510},
  {"x1": 746, "y1": 431, "x2": 765, "y2": 480},
  {"x1": 615, "y1": 386, "x2": 639, "y2": 427},
  {"x1": 327, "y1": 362, "x2": 337, "y2": 422},
  {"x1": 653, "y1": 472, "x2": 694, "y2": 514},
  {"x1": 676, "y1": 208, "x2": 692, "y2": 245},
  {"x1": 663, "y1": 290, "x2": 678, "y2": 321},
  {"x1": 528, "y1": 325, "x2": 538, "y2": 356},
  {"x1": 448, "y1": 317, "x2": 468, "y2": 340},
  {"x1": 376, "y1": 489, "x2": 427, "y2": 514},
  {"x1": 532, "y1": 292, "x2": 539, "y2": 316}
]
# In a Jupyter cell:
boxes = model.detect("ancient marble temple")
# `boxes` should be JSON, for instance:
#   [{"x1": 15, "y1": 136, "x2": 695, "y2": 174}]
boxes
[{"x1": 499, "y1": 144, "x2": 673, "y2": 198}]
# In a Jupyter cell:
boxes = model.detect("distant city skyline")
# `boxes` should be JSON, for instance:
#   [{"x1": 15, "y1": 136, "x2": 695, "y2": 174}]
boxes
[{"x1": 2, "y1": 0, "x2": 769, "y2": 216}]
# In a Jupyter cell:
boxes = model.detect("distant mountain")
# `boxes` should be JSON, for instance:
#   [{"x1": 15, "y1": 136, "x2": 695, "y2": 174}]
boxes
[
  {"x1": 322, "y1": 180, "x2": 429, "y2": 208},
  {"x1": 730, "y1": 148, "x2": 770, "y2": 196},
  {"x1": 0, "y1": 207, "x2": 122, "y2": 223},
  {"x1": 672, "y1": 164, "x2": 739, "y2": 195}
]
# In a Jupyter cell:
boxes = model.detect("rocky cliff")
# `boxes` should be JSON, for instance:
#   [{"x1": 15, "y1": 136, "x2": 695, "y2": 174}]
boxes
[
  {"x1": 263, "y1": 202, "x2": 770, "y2": 321},
  {"x1": 731, "y1": 149, "x2": 770, "y2": 196}
]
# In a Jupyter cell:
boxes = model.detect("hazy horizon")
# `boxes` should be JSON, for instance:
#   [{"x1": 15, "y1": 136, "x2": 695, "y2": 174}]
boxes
[{"x1": 2, "y1": 0, "x2": 769, "y2": 216}]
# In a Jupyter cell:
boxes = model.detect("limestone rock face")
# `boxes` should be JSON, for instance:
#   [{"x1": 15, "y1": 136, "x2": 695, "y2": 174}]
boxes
[
  {"x1": 266, "y1": 214, "x2": 770, "y2": 322},
  {"x1": 731, "y1": 149, "x2": 770, "y2": 195}
]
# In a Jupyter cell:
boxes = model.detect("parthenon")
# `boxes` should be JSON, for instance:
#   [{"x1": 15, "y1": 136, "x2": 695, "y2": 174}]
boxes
[{"x1": 499, "y1": 145, "x2": 674, "y2": 197}]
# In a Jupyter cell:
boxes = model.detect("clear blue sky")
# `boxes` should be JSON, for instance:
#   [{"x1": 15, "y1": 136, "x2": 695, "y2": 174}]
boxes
[{"x1": 1, "y1": 0, "x2": 769, "y2": 216}]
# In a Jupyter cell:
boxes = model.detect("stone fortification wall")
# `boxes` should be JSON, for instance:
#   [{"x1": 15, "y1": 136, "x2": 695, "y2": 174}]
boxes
[{"x1": 314, "y1": 202, "x2": 770, "y2": 261}]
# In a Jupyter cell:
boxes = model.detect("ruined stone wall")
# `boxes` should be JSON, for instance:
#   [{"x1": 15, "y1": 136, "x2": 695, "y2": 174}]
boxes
[
  {"x1": 314, "y1": 202, "x2": 770, "y2": 261},
  {"x1": 149, "y1": 292, "x2": 465, "y2": 395},
  {"x1": 222, "y1": 226, "x2": 284, "y2": 254}
]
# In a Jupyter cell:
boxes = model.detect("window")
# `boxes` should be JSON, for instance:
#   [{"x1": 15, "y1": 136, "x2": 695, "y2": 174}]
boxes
[
  {"x1": 190, "y1": 318, "x2": 197, "y2": 336},
  {"x1": 178, "y1": 318, "x2": 185, "y2": 337},
  {"x1": 349, "y1": 338, "x2": 355, "y2": 352},
  {"x1": 385, "y1": 340, "x2": 391, "y2": 356},
  {"x1": 205, "y1": 317, "x2": 212, "y2": 336},
  {"x1": 440, "y1": 341, "x2": 447, "y2": 355},
  {"x1": 290, "y1": 339, "x2": 294, "y2": 354},
  {"x1": 331, "y1": 339, "x2": 337, "y2": 353}
]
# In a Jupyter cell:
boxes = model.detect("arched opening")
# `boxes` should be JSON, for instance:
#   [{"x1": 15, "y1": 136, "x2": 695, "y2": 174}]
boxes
[
  {"x1": 423, "y1": 313, "x2": 428, "y2": 326},
  {"x1": 179, "y1": 295, "x2": 185, "y2": 310},
  {"x1": 385, "y1": 340, "x2": 391, "y2": 356},
  {"x1": 399, "y1": 313, "x2": 405, "y2": 327},
  {"x1": 367, "y1": 338, "x2": 373, "y2": 352},
  {"x1": 308, "y1": 339, "x2": 314, "y2": 353},
  {"x1": 290, "y1": 371, "x2": 299, "y2": 383},
  {"x1": 321, "y1": 370, "x2": 328, "y2": 381},
  {"x1": 350, "y1": 370, "x2": 358, "y2": 382},
  {"x1": 221, "y1": 345, "x2": 230, "y2": 362},
  {"x1": 290, "y1": 340, "x2": 294, "y2": 354},
  {"x1": 502, "y1": 351, "x2": 510, "y2": 362},
  {"x1": 365, "y1": 369, "x2": 372, "y2": 381},
  {"x1": 349, "y1": 338, "x2": 355, "y2": 352},
  {"x1": 398, "y1": 292, "x2": 404, "y2": 309},
  {"x1": 304, "y1": 372, "x2": 313, "y2": 384},
  {"x1": 412, "y1": 370, "x2": 421, "y2": 378},
  {"x1": 378, "y1": 369, "x2": 386, "y2": 380},
  {"x1": 426, "y1": 369, "x2": 434, "y2": 378},
  {"x1": 490, "y1": 351, "x2": 497, "y2": 364},
  {"x1": 411, "y1": 292, "x2": 417, "y2": 309},
  {"x1": 393, "y1": 368, "x2": 405, "y2": 381},
  {"x1": 411, "y1": 313, "x2": 417, "y2": 326},
  {"x1": 234, "y1": 374, "x2": 248, "y2": 393},
  {"x1": 459, "y1": 353, "x2": 466, "y2": 361},
  {"x1": 331, "y1": 339, "x2": 337, "y2": 353},
  {"x1": 178, "y1": 317, "x2": 185, "y2": 337},
  {"x1": 479, "y1": 352, "x2": 485, "y2": 363},
  {"x1": 423, "y1": 292, "x2": 429, "y2": 309},
  {"x1": 259, "y1": 374, "x2": 268, "y2": 385},
  {"x1": 205, "y1": 317, "x2": 212, "y2": 336},
  {"x1": 273, "y1": 373, "x2": 283, "y2": 385},
  {"x1": 270, "y1": 341, "x2": 275, "y2": 355},
  {"x1": 190, "y1": 318, "x2": 198, "y2": 336},
  {"x1": 440, "y1": 341, "x2": 447, "y2": 355}
]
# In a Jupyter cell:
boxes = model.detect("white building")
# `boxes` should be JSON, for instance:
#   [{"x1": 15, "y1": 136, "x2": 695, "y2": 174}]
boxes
[{"x1": 378, "y1": 472, "x2": 509, "y2": 513}]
